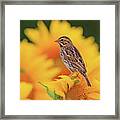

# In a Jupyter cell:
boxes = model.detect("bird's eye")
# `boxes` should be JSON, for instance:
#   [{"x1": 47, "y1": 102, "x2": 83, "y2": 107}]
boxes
[{"x1": 61, "y1": 39, "x2": 64, "y2": 41}]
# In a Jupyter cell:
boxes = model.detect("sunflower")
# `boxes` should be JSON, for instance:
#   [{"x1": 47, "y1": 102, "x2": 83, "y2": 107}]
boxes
[
  {"x1": 65, "y1": 74, "x2": 100, "y2": 100},
  {"x1": 40, "y1": 75, "x2": 80, "y2": 100},
  {"x1": 21, "y1": 20, "x2": 100, "y2": 100},
  {"x1": 42, "y1": 74, "x2": 99, "y2": 100}
]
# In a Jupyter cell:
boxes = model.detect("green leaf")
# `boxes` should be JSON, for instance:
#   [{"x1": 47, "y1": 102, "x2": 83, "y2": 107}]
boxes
[
  {"x1": 38, "y1": 82, "x2": 63, "y2": 100},
  {"x1": 48, "y1": 90, "x2": 63, "y2": 100}
]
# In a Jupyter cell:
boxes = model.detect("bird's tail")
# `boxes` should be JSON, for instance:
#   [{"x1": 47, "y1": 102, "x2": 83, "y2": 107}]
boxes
[{"x1": 84, "y1": 74, "x2": 91, "y2": 87}]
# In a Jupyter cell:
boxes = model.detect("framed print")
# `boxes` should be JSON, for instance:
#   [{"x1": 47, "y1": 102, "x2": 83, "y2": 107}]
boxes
[{"x1": 0, "y1": 0, "x2": 120, "y2": 119}]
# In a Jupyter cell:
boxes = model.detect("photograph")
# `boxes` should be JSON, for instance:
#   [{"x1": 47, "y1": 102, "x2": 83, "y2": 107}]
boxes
[
  {"x1": 2, "y1": 1, "x2": 118, "y2": 118},
  {"x1": 20, "y1": 20, "x2": 100, "y2": 100}
]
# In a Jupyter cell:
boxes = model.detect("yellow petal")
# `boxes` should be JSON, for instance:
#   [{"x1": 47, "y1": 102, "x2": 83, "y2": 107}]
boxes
[
  {"x1": 50, "y1": 20, "x2": 71, "y2": 39},
  {"x1": 87, "y1": 55, "x2": 100, "y2": 74},
  {"x1": 50, "y1": 20, "x2": 83, "y2": 42},
  {"x1": 24, "y1": 28, "x2": 41, "y2": 44},
  {"x1": 28, "y1": 56, "x2": 60, "y2": 83},
  {"x1": 69, "y1": 26, "x2": 84, "y2": 43},
  {"x1": 84, "y1": 79, "x2": 100, "y2": 94},
  {"x1": 20, "y1": 39, "x2": 38, "y2": 71},
  {"x1": 20, "y1": 82, "x2": 33, "y2": 99},
  {"x1": 44, "y1": 81, "x2": 65, "y2": 98},
  {"x1": 37, "y1": 21, "x2": 51, "y2": 41},
  {"x1": 87, "y1": 92, "x2": 100, "y2": 100}
]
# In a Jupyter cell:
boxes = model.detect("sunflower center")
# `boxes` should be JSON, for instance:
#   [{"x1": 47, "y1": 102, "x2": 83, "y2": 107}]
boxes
[{"x1": 65, "y1": 84, "x2": 88, "y2": 100}]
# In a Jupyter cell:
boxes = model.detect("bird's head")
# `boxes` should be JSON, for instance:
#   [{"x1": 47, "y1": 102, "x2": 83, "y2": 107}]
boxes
[{"x1": 55, "y1": 36, "x2": 72, "y2": 47}]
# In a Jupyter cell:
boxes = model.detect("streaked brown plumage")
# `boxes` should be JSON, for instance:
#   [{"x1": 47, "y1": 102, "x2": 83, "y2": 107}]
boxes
[{"x1": 55, "y1": 36, "x2": 91, "y2": 87}]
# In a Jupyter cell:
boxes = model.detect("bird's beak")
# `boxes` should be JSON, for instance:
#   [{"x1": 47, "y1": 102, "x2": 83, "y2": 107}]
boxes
[{"x1": 54, "y1": 39, "x2": 59, "y2": 42}]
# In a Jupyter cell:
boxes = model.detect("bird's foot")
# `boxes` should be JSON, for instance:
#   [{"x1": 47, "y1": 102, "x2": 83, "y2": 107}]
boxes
[{"x1": 70, "y1": 72, "x2": 79, "y2": 79}]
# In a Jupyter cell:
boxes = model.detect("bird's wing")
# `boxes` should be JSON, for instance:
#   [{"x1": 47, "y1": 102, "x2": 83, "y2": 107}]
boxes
[{"x1": 65, "y1": 46, "x2": 87, "y2": 73}]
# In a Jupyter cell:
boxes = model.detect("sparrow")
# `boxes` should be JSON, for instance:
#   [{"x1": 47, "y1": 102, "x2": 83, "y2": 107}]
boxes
[{"x1": 55, "y1": 36, "x2": 91, "y2": 87}]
